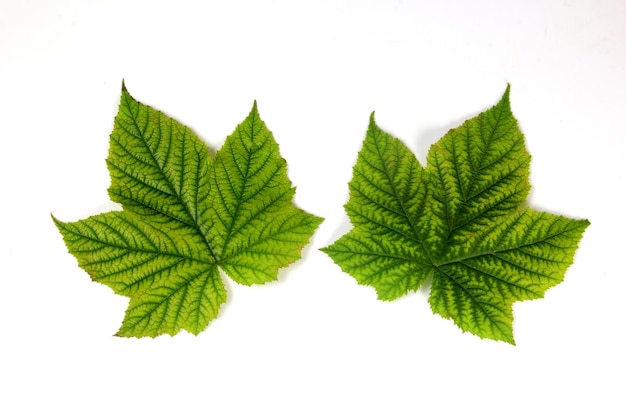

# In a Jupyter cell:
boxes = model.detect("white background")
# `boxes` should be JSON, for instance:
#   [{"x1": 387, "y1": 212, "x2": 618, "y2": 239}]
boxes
[{"x1": 1, "y1": 0, "x2": 624, "y2": 414}]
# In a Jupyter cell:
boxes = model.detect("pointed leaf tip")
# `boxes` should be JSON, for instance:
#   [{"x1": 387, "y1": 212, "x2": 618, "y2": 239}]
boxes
[
  {"x1": 249, "y1": 100, "x2": 260, "y2": 118},
  {"x1": 120, "y1": 81, "x2": 135, "y2": 103},
  {"x1": 500, "y1": 84, "x2": 511, "y2": 106},
  {"x1": 367, "y1": 112, "x2": 378, "y2": 132}
]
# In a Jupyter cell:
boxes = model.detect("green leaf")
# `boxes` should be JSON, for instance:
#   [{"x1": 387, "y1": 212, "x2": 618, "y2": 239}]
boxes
[
  {"x1": 322, "y1": 86, "x2": 589, "y2": 344},
  {"x1": 53, "y1": 84, "x2": 323, "y2": 337}
]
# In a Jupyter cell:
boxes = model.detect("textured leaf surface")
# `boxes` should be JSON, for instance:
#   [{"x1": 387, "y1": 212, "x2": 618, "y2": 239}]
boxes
[
  {"x1": 322, "y1": 86, "x2": 589, "y2": 344},
  {"x1": 54, "y1": 85, "x2": 322, "y2": 337}
]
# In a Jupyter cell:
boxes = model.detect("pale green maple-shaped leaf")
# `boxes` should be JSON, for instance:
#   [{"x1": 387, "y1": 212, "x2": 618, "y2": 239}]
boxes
[
  {"x1": 53, "y1": 84, "x2": 322, "y2": 337},
  {"x1": 322, "y1": 86, "x2": 589, "y2": 344}
]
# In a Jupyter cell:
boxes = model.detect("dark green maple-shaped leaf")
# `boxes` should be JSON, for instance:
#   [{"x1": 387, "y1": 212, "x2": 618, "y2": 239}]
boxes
[
  {"x1": 322, "y1": 86, "x2": 589, "y2": 344},
  {"x1": 53, "y1": 84, "x2": 322, "y2": 337}
]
